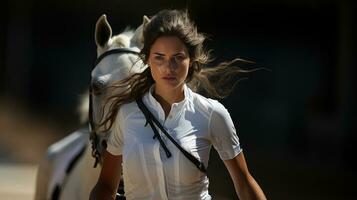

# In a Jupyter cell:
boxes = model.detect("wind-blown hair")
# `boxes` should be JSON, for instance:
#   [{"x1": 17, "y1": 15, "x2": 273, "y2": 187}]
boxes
[{"x1": 100, "y1": 9, "x2": 250, "y2": 131}]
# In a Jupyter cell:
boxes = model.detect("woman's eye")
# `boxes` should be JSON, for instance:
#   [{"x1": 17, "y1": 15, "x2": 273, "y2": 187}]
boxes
[
  {"x1": 154, "y1": 56, "x2": 164, "y2": 61},
  {"x1": 174, "y1": 55, "x2": 185, "y2": 61}
]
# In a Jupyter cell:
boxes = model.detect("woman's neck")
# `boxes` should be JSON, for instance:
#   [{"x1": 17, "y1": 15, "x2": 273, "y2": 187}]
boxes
[{"x1": 153, "y1": 84, "x2": 185, "y2": 117}]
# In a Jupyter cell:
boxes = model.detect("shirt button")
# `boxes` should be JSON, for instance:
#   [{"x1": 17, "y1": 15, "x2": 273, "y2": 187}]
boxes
[{"x1": 168, "y1": 115, "x2": 172, "y2": 119}]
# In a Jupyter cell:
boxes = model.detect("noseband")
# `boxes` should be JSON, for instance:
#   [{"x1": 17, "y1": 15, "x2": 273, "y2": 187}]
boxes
[{"x1": 89, "y1": 47, "x2": 140, "y2": 167}]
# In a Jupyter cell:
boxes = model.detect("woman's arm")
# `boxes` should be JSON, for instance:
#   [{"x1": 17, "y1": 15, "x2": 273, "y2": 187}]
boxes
[
  {"x1": 90, "y1": 150, "x2": 123, "y2": 200},
  {"x1": 223, "y1": 152, "x2": 266, "y2": 200}
]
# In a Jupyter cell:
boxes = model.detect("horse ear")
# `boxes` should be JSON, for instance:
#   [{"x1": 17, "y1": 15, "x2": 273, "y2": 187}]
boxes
[
  {"x1": 130, "y1": 15, "x2": 150, "y2": 49},
  {"x1": 95, "y1": 14, "x2": 112, "y2": 48},
  {"x1": 143, "y1": 15, "x2": 150, "y2": 29}
]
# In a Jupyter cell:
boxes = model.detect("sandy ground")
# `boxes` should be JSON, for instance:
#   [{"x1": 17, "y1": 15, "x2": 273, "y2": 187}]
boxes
[
  {"x1": 0, "y1": 100, "x2": 73, "y2": 199},
  {"x1": 0, "y1": 101, "x2": 70, "y2": 163},
  {"x1": 0, "y1": 164, "x2": 38, "y2": 200}
]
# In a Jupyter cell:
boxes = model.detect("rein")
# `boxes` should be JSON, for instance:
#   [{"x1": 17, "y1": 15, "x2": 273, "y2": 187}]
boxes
[{"x1": 89, "y1": 47, "x2": 140, "y2": 167}]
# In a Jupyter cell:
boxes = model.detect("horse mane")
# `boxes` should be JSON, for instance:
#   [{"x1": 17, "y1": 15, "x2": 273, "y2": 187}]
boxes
[{"x1": 109, "y1": 27, "x2": 134, "y2": 49}]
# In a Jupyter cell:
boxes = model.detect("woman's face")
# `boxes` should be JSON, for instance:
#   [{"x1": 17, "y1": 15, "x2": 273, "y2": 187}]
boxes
[{"x1": 148, "y1": 36, "x2": 191, "y2": 90}]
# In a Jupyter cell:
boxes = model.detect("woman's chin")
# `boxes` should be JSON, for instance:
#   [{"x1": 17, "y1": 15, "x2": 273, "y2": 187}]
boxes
[{"x1": 157, "y1": 80, "x2": 183, "y2": 90}]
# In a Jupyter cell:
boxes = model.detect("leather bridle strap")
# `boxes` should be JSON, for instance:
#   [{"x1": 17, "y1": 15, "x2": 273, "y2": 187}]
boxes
[
  {"x1": 93, "y1": 48, "x2": 141, "y2": 67},
  {"x1": 136, "y1": 97, "x2": 207, "y2": 174},
  {"x1": 89, "y1": 47, "x2": 140, "y2": 168}
]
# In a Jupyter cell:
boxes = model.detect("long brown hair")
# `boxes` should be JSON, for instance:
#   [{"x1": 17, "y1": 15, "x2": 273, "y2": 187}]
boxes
[{"x1": 100, "y1": 9, "x2": 251, "y2": 131}]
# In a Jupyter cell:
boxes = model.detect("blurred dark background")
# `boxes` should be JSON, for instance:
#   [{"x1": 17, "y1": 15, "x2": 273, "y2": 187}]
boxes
[{"x1": 0, "y1": 0, "x2": 356, "y2": 199}]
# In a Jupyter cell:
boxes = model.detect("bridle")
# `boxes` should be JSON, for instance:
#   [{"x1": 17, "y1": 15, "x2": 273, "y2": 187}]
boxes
[
  {"x1": 93, "y1": 48, "x2": 141, "y2": 67},
  {"x1": 89, "y1": 47, "x2": 141, "y2": 167}
]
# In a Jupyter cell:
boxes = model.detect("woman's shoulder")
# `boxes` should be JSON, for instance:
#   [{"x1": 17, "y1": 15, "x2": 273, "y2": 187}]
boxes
[
  {"x1": 191, "y1": 92, "x2": 227, "y2": 115},
  {"x1": 117, "y1": 101, "x2": 139, "y2": 119},
  {"x1": 191, "y1": 92, "x2": 233, "y2": 126}
]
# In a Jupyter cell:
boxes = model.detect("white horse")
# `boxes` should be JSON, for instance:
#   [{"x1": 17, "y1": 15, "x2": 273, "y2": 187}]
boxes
[{"x1": 35, "y1": 14, "x2": 149, "y2": 200}]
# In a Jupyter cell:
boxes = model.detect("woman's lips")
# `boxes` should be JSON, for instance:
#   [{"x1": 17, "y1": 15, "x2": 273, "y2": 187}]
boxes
[{"x1": 163, "y1": 76, "x2": 176, "y2": 80}]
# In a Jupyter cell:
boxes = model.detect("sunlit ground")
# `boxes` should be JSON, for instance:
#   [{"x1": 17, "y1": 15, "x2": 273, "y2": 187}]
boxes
[
  {"x1": 0, "y1": 164, "x2": 37, "y2": 200},
  {"x1": 0, "y1": 99, "x2": 69, "y2": 199}
]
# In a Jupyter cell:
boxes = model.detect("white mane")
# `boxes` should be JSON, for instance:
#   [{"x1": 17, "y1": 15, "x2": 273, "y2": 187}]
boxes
[
  {"x1": 108, "y1": 29, "x2": 134, "y2": 48},
  {"x1": 97, "y1": 29, "x2": 135, "y2": 55}
]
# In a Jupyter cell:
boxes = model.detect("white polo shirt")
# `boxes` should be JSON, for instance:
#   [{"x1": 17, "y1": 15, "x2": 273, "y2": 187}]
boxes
[{"x1": 107, "y1": 84, "x2": 242, "y2": 200}]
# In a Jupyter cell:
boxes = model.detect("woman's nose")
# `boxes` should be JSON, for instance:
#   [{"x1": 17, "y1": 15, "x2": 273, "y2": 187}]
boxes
[{"x1": 168, "y1": 58, "x2": 178, "y2": 70}]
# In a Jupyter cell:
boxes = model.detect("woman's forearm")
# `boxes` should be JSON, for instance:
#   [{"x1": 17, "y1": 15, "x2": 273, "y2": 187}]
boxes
[
  {"x1": 90, "y1": 152, "x2": 122, "y2": 200},
  {"x1": 89, "y1": 182, "x2": 117, "y2": 200},
  {"x1": 234, "y1": 174, "x2": 266, "y2": 200}
]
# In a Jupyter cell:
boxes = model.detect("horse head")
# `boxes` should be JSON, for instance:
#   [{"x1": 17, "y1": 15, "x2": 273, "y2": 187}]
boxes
[
  {"x1": 92, "y1": 14, "x2": 148, "y2": 95},
  {"x1": 90, "y1": 14, "x2": 149, "y2": 157}
]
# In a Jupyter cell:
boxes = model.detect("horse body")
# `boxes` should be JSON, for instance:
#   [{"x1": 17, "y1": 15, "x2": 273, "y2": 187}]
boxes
[{"x1": 35, "y1": 15, "x2": 147, "y2": 200}]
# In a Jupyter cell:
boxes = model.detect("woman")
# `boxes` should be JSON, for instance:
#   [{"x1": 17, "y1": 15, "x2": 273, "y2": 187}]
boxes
[{"x1": 90, "y1": 9, "x2": 266, "y2": 200}]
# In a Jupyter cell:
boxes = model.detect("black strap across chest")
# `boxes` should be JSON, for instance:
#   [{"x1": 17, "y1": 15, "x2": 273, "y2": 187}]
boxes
[{"x1": 136, "y1": 97, "x2": 207, "y2": 174}]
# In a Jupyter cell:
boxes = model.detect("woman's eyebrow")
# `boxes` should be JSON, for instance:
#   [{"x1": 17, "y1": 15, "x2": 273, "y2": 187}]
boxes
[
  {"x1": 173, "y1": 52, "x2": 185, "y2": 56},
  {"x1": 153, "y1": 51, "x2": 186, "y2": 56},
  {"x1": 153, "y1": 52, "x2": 165, "y2": 56}
]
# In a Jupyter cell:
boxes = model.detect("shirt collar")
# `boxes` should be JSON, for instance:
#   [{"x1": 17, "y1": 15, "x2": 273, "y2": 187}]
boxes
[{"x1": 145, "y1": 83, "x2": 193, "y2": 113}]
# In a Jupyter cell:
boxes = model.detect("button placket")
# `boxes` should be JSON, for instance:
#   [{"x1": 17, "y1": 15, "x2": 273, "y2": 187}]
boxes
[
  {"x1": 167, "y1": 104, "x2": 177, "y2": 120},
  {"x1": 160, "y1": 129, "x2": 167, "y2": 142}
]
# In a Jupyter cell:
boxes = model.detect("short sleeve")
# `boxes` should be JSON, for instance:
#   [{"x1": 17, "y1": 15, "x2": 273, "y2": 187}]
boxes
[
  {"x1": 106, "y1": 109, "x2": 124, "y2": 155},
  {"x1": 210, "y1": 101, "x2": 242, "y2": 160}
]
